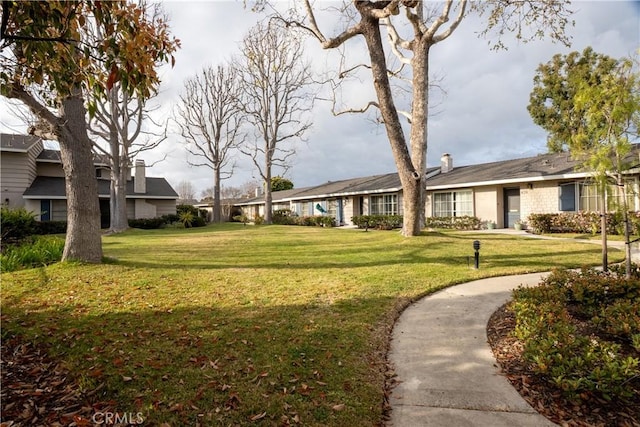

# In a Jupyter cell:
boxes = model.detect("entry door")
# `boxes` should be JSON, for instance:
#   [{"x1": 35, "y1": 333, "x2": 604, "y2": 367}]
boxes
[
  {"x1": 40, "y1": 200, "x2": 51, "y2": 221},
  {"x1": 504, "y1": 188, "x2": 521, "y2": 228}
]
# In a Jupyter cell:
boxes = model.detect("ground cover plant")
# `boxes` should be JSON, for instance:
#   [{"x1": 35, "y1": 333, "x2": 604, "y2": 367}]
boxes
[
  {"x1": 1, "y1": 224, "x2": 625, "y2": 426},
  {"x1": 488, "y1": 267, "x2": 640, "y2": 426}
]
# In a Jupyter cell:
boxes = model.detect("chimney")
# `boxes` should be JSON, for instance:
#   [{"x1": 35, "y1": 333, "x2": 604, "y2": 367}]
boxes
[
  {"x1": 134, "y1": 159, "x2": 146, "y2": 193},
  {"x1": 255, "y1": 187, "x2": 262, "y2": 197},
  {"x1": 441, "y1": 153, "x2": 453, "y2": 173}
]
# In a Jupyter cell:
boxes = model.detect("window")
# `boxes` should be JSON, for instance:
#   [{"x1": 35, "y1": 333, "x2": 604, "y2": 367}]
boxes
[
  {"x1": 370, "y1": 194, "x2": 398, "y2": 215},
  {"x1": 559, "y1": 182, "x2": 576, "y2": 211},
  {"x1": 579, "y1": 182, "x2": 602, "y2": 212},
  {"x1": 433, "y1": 190, "x2": 473, "y2": 217},
  {"x1": 578, "y1": 179, "x2": 637, "y2": 212}
]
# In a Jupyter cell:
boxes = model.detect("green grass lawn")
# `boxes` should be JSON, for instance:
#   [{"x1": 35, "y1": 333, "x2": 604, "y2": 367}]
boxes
[{"x1": 1, "y1": 224, "x2": 624, "y2": 426}]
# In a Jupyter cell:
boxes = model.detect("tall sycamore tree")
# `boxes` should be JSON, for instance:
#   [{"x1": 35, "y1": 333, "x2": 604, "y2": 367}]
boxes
[
  {"x1": 237, "y1": 21, "x2": 314, "y2": 225},
  {"x1": 255, "y1": 0, "x2": 573, "y2": 236},
  {"x1": 174, "y1": 64, "x2": 244, "y2": 223},
  {"x1": 0, "y1": 1, "x2": 179, "y2": 261}
]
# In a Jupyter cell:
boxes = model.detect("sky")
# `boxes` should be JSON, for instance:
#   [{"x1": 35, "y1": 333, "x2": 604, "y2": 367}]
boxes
[{"x1": 1, "y1": 1, "x2": 639, "y2": 198}]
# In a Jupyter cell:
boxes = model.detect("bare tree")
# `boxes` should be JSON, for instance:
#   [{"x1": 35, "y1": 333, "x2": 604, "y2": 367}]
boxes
[
  {"x1": 237, "y1": 21, "x2": 314, "y2": 224},
  {"x1": 89, "y1": 82, "x2": 167, "y2": 233},
  {"x1": 174, "y1": 64, "x2": 244, "y2": 223},
  {"x1": 261, "y1": 0, "x2": 573, "y2": 236},
  {"x1": 176, "y1": 180, "x2": 196, "y2": 201},
  {"x1": 87, "y1": 2, "x2": 171, "y2": 234}
]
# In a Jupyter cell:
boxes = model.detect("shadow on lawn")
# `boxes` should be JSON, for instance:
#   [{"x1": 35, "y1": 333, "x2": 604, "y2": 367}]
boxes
[
  {"x1": 2, "y1": 294, "x2": 401, "y2": 426},
  {"x1": 107, "y1": 243, "x2": 611, "y2": 271}
]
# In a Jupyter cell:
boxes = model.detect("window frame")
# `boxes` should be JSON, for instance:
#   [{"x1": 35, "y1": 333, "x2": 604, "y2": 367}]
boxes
[{"x1": 432, "y1": 189, "x2": 474, "y2": 217}]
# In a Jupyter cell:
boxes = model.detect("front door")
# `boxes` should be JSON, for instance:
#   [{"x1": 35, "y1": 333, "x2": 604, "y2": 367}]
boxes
[
  {"x1": 504, "y1": 188, "x2": 521, "y2": 228},
  {"x1": 99, "y1": 199, "x2": 110, "y2": 229},
  {"x1": 40, "y1": 200, "x2": 51, "y2": 221}
]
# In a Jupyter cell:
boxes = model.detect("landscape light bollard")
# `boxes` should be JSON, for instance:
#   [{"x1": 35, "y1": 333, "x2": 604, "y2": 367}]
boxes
[{"x1": 473, "y1": 240, "x2": 481, "y2": 269}]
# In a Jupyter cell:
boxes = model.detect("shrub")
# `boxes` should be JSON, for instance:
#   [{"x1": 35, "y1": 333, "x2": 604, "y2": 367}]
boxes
[
  {"x1": 35, "y1": 220, "x2": 67, "y2": 235},
  {"x1": 273, "y1": 209, "x2": 297, "y2": 225},
  {"x1": 1, "y1": 207, "x2": 37, "y2": 244},
  {"x1": 176, "y1": 204, "x2": 206, "y2": 227},
  {"x1": 527, "y1": 211, "x2": 640, "y2": 235},
  {"x1": 424, "y1": 216, "x2": 482, "y2": 230},
  {"x1": 351, "y1": 215, "x2": 402, "y2": 230},
  {"x1": 161, "y1": 213, "x2": 179, "y2": 224},
  {"x1": 128, "y1": 217, "x2": 166, "y2": 229},
  {"x1": 511, "y1": 268, "x2": 640, "y2": 402},
  {"x1": 1, "y1": 235, "x2": 65, "y2": 272}
]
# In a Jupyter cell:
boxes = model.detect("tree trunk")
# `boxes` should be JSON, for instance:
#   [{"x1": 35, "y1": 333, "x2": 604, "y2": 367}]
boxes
[
  {"x1": 108, "y1": 124, "x2": 129, "y2": 233},
  {"x1": 110, "y1": 165, "x2": 128, "y2": 233},
  {"x1": 359, "y1": 12, "x2": 422, "y2": 236},
  {"x1": 600, "y1": 193, "x2": 608, "y2": 272},
  {"x1": 617, "y1": 172, "x2": 632, "y2": 278},
  {"x1": 58, "y1": 90, "x2": 103, "y2": 263},
  {"x1": 213, "y1": 169, "x2": 221, "y2": 223},
  {"x1": 264, "y1": 159, "x2": 273, "y2": 224}
]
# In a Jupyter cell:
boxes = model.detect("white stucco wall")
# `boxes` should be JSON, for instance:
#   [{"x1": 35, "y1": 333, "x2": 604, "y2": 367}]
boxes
[{"x1": 474, "y1": 186, "x2": 501, "y2": 227}]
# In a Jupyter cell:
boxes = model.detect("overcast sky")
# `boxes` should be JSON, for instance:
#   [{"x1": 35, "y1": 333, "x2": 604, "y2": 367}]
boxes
[{"x1": 2, "y1": 1, "x2": 639, "y2": 198}]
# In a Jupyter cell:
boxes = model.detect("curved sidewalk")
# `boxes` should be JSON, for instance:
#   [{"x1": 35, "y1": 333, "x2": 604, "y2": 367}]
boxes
[{"x1": 388, "y1": 273, "x2": 557, "y2": 427}]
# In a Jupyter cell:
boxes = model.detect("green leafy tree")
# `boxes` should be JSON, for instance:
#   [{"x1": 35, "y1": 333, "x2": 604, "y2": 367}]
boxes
[
  {"x1": 271, "y1": 176, "x2": 294, "y2": 192},
  {"x1": 528, "y1": 47, "x2": 620, "y2": 153},
  {"x1": 0, "y1": 1, "x2": 179, "y2": 262},
  {"x1": 529, "y1": 48, "x2": 640, "y2": 274}
]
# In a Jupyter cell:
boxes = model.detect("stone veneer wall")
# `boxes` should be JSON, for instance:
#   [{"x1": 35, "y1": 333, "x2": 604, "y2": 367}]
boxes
[{"x1": 520, "y1": 181, "x2": 561, "y2": 220}]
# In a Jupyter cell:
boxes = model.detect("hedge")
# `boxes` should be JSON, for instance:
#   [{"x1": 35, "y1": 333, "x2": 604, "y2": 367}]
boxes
[
  {"x1": 527, "y1": 211, "x2": 640, "y2": 235},
  {"x1": 272, "y1": 209, "x2": 335, "y2": 227},
  {"x1": 424, "y1": 215, "x2": 482, "y2": 230},
  {"x1": 351, "y1": 215, "x2": 403, "y2": 230}
]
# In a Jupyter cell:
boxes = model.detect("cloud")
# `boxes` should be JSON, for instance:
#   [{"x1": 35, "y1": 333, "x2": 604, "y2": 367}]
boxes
[{"x1": 2, "y1": 1, "x2": 638, "y2": 197}]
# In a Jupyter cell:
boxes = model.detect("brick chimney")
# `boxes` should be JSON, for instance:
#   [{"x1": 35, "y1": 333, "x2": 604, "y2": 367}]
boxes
[
  {"x1": 441, "y1": 153, "x2": 453, "y2": 173},
  {"x1": 134, "y1": 159, "x2": 146, "y2": 193}
]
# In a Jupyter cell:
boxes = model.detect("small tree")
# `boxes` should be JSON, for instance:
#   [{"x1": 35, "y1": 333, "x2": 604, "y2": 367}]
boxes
[
  {"x1": 176, "y1": 180, "x2": 196, "y2": 201},
  {"x1": 271, "y1": 176, "x2": 294, "y2": 192},
  {"x1": 529, "y1": 48, "x2": 640, "y2": 275}
]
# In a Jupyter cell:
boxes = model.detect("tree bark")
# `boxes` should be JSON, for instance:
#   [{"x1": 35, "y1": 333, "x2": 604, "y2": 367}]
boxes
[
  {"x1": 358, "y1": 9, "x2": 421, "y2": 236},
  {"x1": 58, "y1": 89, "x2": 103, "y2": 263},
  {"x1": 213, "y1": 169, "x2": 221, "y2": 223},
  {"x1": 264, "y1": 155, "x2": 273, "y2": 224}
]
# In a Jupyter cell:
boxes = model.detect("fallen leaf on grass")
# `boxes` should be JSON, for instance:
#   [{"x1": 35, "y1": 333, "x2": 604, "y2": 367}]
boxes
[
  {"x1": 332, "y1": 404, "x2": 345, "y2": 411},
  {"x1": 250, "y1": 411, "x2": 267, "y2": 421}
]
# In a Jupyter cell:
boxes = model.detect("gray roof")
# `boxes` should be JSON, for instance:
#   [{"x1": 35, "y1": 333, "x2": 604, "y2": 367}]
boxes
[
  {"x1": 426, "y1": 147, "x2": 640, "y2": 189},
  {"x1": 236, "y1": 147, "x2": 640, "y2": 205},
  {"x1": 1, "y1": 133, "x2": 40, "y2": 152},
  {"x1": 37, "y1": 148, "x2": 110, "y2": 165},
  {"x1": 238, "y1": 169, "x2": 442, "y2": 206},
  {"x1": 23, "y1": 177, "x2": 178, "y2": 199}
]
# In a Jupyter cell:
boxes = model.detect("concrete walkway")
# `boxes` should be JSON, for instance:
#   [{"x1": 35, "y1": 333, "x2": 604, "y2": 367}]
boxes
[
  {"x1": 388, "y1": 231, "x2": 640, "y2": 426},
  {"x1": 388, "y1": 273, "x2": 556, "y2": 427}
]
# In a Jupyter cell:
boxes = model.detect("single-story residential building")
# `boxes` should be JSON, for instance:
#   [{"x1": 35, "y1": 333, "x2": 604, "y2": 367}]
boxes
[
  {"x1": 1, "y1": 133, "x2": 178, "y2": 227},
  {"x1": 234, "y1": 148, "x2": 640, "y2": 228}
]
